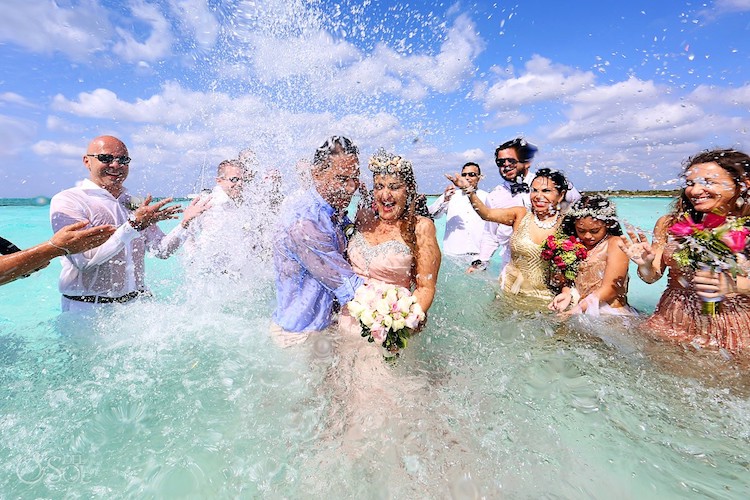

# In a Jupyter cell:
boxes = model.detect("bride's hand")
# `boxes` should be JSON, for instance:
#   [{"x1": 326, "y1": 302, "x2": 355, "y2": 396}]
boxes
[
  {"x1": 618, "y1": 225, "x2": 656, "y2": 267},
  {"x1": 444, "y1": 173, "x2": 470, "y2": 190}
]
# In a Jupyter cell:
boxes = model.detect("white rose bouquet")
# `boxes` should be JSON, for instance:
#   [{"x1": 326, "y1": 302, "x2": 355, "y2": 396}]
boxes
[{"x1": 346, "y1": 282, "x2": 425, "y2": 356}]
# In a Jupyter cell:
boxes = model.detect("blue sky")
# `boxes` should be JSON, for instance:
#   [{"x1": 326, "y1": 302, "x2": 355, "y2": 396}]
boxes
[{"x1": 0, "y1": 0, "x2": 748, "y2": 197}]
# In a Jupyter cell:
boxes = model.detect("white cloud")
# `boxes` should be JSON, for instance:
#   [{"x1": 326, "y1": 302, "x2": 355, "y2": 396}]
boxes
[
  {"x1": 713, "y1": 0, "x2": 750, "y2": 13},
  {"x1": 31, "y1": 140, "x2": 82, "y2": 157},
  {"x1": 51, "y1": 83, "x2": 226, "y2": 124},
  {"x1": 113, "y1": 1, "x2": 174, "y2": 63},
  {"x1": 690, "y1": 83, "x2": 750, "y2": 106},
  {"x1": 484, "y1": 55, "x2": 595, "y2": 109},
  {"x1": 0, "y1": 0, "x2": 108, "y2": 60},
  {"x1": 0, "y1": 92, "x2": 36, "y2": 107},
  {"x1": 0, "y1": 115, "x2": 37, "y2": 155},
  {"x1": 46, "y1": 115, "x2": 79, "y2": 133}
]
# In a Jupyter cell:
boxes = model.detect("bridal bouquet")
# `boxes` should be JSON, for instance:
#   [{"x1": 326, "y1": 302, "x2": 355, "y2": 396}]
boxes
[
  {"x1": 669, "y1": 212, "x2": 750, "y2": 313},
  {"x1": 346, "y1": 282, "x2": 425, "y2": 355},
  {"x1": 540, "y1": 232, "x2": 588, "y2": 286}
]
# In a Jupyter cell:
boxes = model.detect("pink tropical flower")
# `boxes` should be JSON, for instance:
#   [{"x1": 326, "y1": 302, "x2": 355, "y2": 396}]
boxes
[
  {"x1": 669, "y1": 215, "x2": 700, "y2": 237},
  {"x1": 702, "y1": 212, "x2": 727, "y2": 229},
  {"x1": 721, "y1": 228, "x2": 750, "y2": 253}
]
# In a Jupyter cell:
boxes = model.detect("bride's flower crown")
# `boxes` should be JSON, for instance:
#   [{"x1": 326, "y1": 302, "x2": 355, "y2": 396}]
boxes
[{"x1": 368, "y1": 148, "x2": 414, "y2": 180}]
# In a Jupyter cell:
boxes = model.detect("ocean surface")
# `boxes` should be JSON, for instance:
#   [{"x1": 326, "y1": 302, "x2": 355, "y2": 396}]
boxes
[{"x1": 2, "y1": 196, "x2": 750, "y2": 498}]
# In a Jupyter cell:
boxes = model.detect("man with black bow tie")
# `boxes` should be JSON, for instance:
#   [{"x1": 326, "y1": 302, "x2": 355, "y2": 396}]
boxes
[{"x1": 468, "y1": 138, "x2": 580, "y2": 275}]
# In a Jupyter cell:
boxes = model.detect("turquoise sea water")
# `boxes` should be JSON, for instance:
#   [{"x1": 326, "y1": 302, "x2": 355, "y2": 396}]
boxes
[{"x1": 2, "y1": 196, "x2": 750, "y2": 498}]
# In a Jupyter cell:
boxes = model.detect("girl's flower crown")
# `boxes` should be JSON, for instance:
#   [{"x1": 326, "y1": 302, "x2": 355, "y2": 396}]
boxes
[{"x1": 567, "y1": 200, "x2": 618, "y2": 222}]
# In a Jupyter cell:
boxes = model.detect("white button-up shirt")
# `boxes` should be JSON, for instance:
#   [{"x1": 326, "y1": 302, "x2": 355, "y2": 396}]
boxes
[
  {"x1": 428, "y1": 189, "x2": 489, "y2": 257},
  {"x1": 50, "y1": 179, "x2": 187, "y2": 307}
]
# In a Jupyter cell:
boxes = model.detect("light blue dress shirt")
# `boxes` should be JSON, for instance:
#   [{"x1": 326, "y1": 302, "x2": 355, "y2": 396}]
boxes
[{"x1": 272, "y1": 188, "x2": 363, "y2": 332}]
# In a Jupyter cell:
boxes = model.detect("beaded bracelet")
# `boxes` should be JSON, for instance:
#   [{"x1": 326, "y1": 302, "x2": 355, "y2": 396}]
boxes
[{"x1": 48, "y1": 240, "x2": 71, "y2": 255}]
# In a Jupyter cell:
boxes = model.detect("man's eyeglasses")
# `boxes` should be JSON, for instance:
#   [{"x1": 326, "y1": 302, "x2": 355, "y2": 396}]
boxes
[
  {"x1": 461, "y1": 172, "x2": 479, "y2": 178},
  {"x1": 495, "y1": 158, "x2": 519, "y2": 167},
  {"x1": 87, "y1": 154, "x2": 131, "y2": 165},
  {"x1": 220, "y1": 176, "x2": 244, "y2": 183}
]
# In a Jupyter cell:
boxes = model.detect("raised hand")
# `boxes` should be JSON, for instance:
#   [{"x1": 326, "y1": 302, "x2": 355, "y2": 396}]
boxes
[
  {"x1": 130, "y1": 195, "x2": 182, "y2": 230},
  {"x1": 618, "y1": 225, "x2": 656, "y2": 267},
  {"x1": 444, "y1": 173, "x2": 470, "y2": 190},
  {"x1": 443, "y1": 185, "x2": 456, "y2": 202},
  {"x1": 181, "y1": 196, "x2": 212, "y2": 228}
]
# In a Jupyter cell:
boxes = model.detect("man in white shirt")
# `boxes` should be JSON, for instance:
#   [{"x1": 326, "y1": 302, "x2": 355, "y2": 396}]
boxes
[
  {"x1": 468, "y1": 138, "x2": 580, "y2": 274},
  {"x1": 428, "y1": 162, "x2": 489, "y2": 258},
  {"x1": 50, "y1": 135, "x2": 208, "y2": 312},
  {"x1": 183, "y1": 159, "x2": 261, "y2": 280}
]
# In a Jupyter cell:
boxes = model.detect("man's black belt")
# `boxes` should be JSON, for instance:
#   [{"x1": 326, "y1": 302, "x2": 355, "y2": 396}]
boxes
[{"x1": 63, "y1": 291, "x2": 148, "y2": 304}]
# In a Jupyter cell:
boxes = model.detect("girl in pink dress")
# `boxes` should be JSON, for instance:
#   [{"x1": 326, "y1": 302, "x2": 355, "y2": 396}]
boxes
[
  {"x1": 548, "y1": 195, "x2": 637, "y2": 316},
  {"x1": 620, "y1": 149, "x2": 750, "y2": 353}
]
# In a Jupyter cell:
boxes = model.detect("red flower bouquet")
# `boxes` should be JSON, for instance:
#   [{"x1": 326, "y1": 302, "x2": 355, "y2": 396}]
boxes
[
  {"x1": 669, "y1": 212, "x2": 750, "y2": 314},
  {"x1": 541, "y1": 232, "x2": 588, "y2": 286}
]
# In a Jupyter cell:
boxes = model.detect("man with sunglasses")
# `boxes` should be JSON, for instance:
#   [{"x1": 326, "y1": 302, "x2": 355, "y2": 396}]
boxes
[
  {"x1": 182, "y1": 159, "x2": 259, "y2": 278},
  {"x1": 428, "y1": 162, "x2": 489, "y2": 257},
  {"x1": 49, "y1": 135, "x2": 208, "y2": 312},
  {"x1": 271, "y1": 135, "x2": 364, "y2": 345}
]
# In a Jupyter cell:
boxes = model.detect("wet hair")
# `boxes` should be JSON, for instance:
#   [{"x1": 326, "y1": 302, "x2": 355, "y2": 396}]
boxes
[
  {"x1": 672, "y1": 148, "x2": 750, "y2": 222},
  {"x1": 561, "y1": 195, "x2": 623, "y2": 237},
  {"x1": 495, "y1": 138, "x2": 538, "y2": 162},
  {"x1": 462, "y1": 162, "x2": 481, "y2": 176},
  {"x1": 312, "y1": 136, "x2": 359, "y2": 171},
  {"x1": 532, "y1": 168, "x2": 569, "y2": 198}
]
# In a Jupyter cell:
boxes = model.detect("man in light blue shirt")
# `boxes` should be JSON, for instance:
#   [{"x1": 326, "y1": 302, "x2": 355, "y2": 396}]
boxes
[{"x1": 272, "y1": 136, "x2": 364, "y2": 343}]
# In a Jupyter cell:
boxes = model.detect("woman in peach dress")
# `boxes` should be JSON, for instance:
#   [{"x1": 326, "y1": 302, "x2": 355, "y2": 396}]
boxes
[
  {"x1": 620, "y1": 149, "x2": 750, "y2": 353},
  {"x1": 311, "y1": 152, "x2": 493, "y2": 495}
]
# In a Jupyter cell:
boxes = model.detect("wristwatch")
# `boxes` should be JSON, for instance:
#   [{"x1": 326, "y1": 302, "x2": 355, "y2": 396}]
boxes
[{"x1": 470, "y1": 259, "x2": 487, "y2": 270}]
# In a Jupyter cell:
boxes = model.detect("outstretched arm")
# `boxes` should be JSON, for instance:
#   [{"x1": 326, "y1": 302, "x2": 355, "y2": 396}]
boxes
[
  {"x1": 445, "y1": 173, "x2": 523, "y2": 227},
  {"x1": 0, "y1": 221, "x2": 115, "y2": 286}
]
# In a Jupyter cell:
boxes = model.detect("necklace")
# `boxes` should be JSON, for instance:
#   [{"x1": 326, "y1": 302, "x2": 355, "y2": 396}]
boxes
[{"x1": 533, "y1": 212, "x2": 559, "y2": 229}]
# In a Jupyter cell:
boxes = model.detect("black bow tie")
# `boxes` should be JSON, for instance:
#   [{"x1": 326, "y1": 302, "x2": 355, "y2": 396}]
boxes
[{"x1": 509, "y1": 181, "x2": 530, "y2": 195}]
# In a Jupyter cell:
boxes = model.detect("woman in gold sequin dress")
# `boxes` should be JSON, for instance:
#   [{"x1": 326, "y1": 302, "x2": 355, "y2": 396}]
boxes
[
  {"x1": 620, "y1": 149, "x2": 750, "y2": 353},
  {"x1": 447, "y1": 168, "x2": 570, "y2": 301},
  {"x1": 548, "y1": 195, "x2": 637, "y2": 316}
]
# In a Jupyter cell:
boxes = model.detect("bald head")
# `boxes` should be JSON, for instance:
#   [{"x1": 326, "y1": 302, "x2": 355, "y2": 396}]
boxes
[{"x1": 83, "y1": 135, "x2": 130, "y2": 197}]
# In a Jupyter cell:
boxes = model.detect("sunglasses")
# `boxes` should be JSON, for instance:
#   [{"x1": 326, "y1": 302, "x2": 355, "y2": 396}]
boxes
[
  {"x1": 495, "y1": 157, "x2": 519, "y2": 167},
  {"x1": 87, "y1": 154, "x2": 131, "y2": 165},
  {"x1": 461, "y1": 172, "x2": 479, "y2": 178},
  {"x1": 220, "y1": 176, "x2": 244, "y2": 183}
]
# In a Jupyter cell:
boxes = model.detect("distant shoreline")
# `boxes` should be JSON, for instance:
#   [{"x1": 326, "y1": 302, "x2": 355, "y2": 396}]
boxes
[{"x1": 1, "y1": 190, "x2": 680, "y2": 206}]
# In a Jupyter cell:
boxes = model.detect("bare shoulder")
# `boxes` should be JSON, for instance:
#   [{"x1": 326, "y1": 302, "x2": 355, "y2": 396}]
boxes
[
  {"x1": 414, "y1": 216, "x2": 437, "y2": 237},
  {"x1": 653, "y1": 214, "x2": 674, "y2": 235}
]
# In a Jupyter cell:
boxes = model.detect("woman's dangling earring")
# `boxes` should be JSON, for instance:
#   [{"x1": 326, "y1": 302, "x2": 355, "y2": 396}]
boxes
[{"x1": 736, "y1": 197, "x2": 745, "y2": 208}]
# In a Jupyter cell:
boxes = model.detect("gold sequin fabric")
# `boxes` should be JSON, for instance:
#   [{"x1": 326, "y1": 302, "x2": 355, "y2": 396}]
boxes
[{"x1": 503, "y1": 213, "x2": 554, "y2": 300}]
